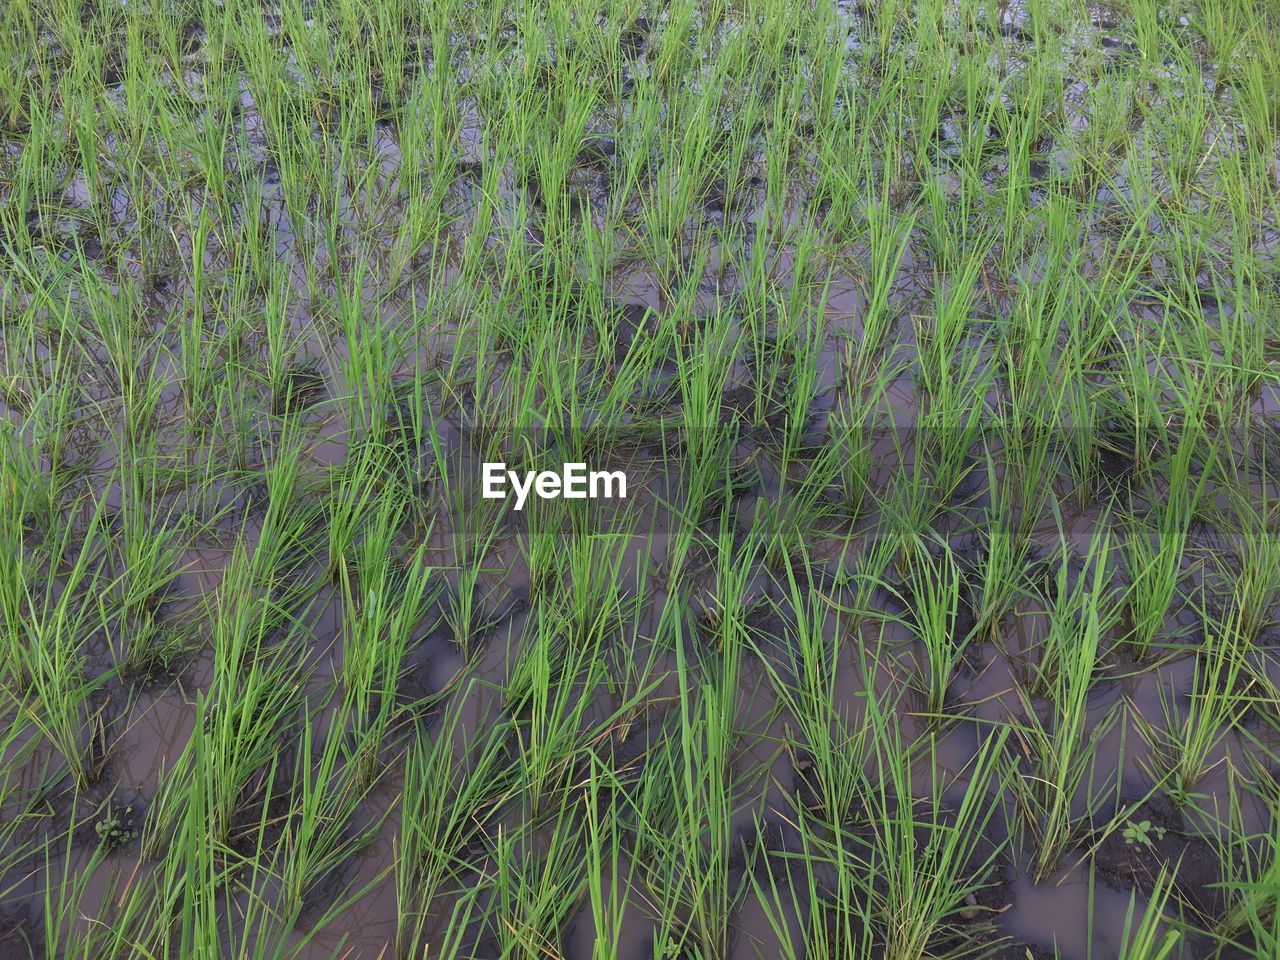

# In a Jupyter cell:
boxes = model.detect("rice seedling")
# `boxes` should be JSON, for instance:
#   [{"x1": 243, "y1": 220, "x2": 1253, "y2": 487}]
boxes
[
  {"x1": 1140, "y1": 600, "x2": 1253, "y2": 803},
  {"x1": 396, "y1": 685, "x2": 517, "y2": 956},
  {"x1": 968, "y1": 475, "x2": 1035, "y2": 642},
  {"x1": 4, "y1": 496, "x2": 115, "y2": 790},
  {"x1": 1006, "y1": 529, "x2": 1125, "y2": 879},
  {"x1": 1218, "y1": 488, "x2": 1280, "y2": 645},
  {"x1": 857, "y1": 721, "x2": 1011, "y2": 959},
  {"x1": 890, "y1": 533, "x2": 967, "y2": 719},
  {"x1": 1116, "y1": 867, "x2": 1182, "y2": 960}
]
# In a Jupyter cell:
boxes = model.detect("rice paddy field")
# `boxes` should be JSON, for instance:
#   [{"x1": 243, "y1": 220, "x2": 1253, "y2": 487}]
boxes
[{"x1": 1, "y1": 0, "x2": 1279, "y2": 956}]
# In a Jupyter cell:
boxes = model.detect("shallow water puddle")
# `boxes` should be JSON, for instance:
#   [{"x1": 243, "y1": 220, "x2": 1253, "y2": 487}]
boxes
[{"x1": 1002, "y1": 861, "x2": 1170, "y2": 960}]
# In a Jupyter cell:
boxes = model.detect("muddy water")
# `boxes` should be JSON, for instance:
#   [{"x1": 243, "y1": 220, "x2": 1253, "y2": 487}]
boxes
[
  {"x1": 1004, "y1": 862, "x2": 1163, "y2": 959},
  {"x1": 1, "y1": 0, "x2": 1279, "y2": 958}
]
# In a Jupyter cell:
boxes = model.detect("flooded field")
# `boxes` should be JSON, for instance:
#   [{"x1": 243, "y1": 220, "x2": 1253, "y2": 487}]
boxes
[{"x1": 1, "y1": 0, "x2": 1279, "y2": 957}]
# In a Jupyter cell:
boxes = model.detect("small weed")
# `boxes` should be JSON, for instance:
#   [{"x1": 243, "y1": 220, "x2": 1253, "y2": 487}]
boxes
[
  {"x1": 1122, "y1": 819, "x2": 1166, "y2": 849},
  {"x1": 93, "y1": 806, "x2": 139, "y2": 853}
]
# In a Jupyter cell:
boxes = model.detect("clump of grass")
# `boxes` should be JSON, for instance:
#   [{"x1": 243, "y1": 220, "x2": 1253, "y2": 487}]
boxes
[
  {"x1": 1141, "y1": 598, "x2": 1253, "y2": 802},
  {"x1": 890, "y1": 533, "x2": 966, "y2": 718},
  {"x1": 1007, "y1": 529, "x2": 1124, "y2": 879}
]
